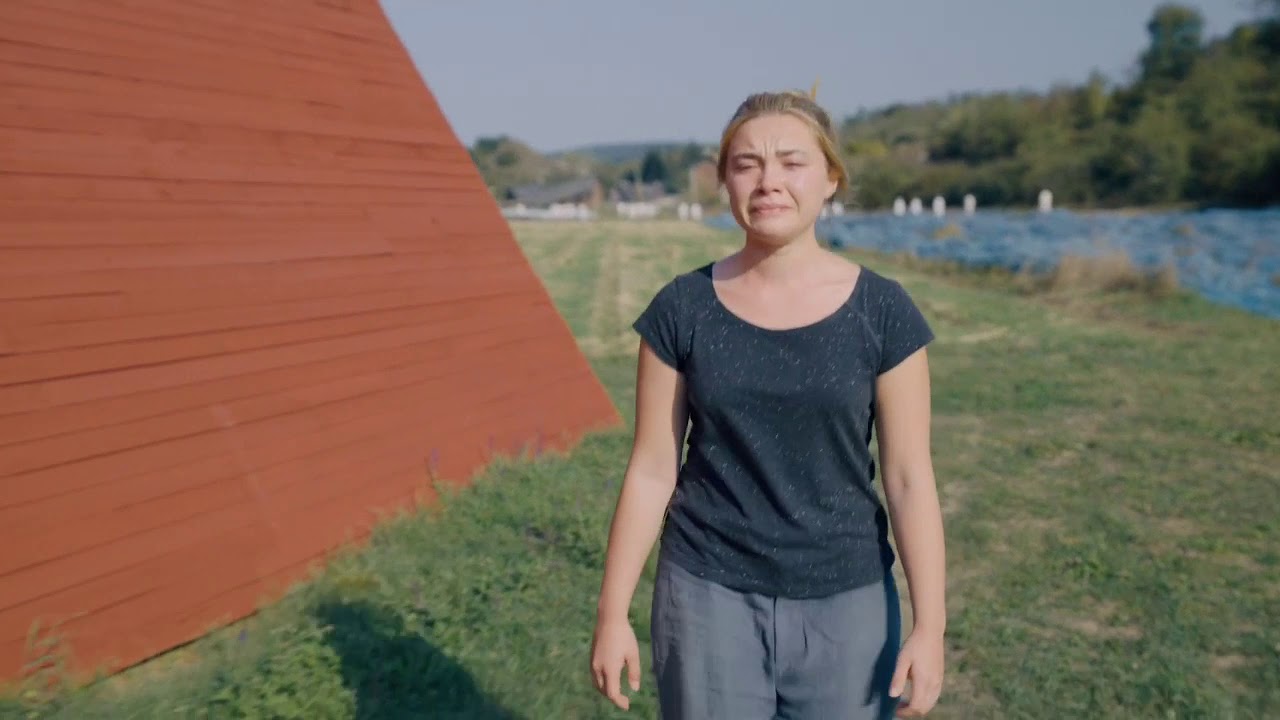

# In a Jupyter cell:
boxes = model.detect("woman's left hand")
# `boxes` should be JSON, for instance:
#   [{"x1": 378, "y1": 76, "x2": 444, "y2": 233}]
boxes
[{"x1": 889, "y1": 628, "x2": 945, "y2": 717}]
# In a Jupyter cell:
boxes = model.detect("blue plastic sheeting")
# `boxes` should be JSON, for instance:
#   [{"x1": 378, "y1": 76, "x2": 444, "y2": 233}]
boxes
[{"x1": 703, "y1": 208, "x2": 1280, "y2": 320}]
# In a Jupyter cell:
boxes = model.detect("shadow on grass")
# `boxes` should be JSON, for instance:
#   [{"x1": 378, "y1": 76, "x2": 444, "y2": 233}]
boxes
[{"x1": 313, "y1": 600, "x2": 524, "y2": 720}]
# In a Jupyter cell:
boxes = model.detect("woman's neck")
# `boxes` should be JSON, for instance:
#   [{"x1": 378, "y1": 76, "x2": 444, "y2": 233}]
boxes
[{"x1": 735, "y1": 231, "x2": 826, "y2": 281}]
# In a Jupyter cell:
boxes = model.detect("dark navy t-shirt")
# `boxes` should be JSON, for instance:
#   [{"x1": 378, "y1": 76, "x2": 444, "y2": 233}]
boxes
[{"x1": 632, "y1": 262, "x2": 935, "y2": 599}]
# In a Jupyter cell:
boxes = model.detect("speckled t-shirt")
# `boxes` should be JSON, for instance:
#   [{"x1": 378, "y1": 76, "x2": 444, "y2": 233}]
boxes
[{"x1": 632, "y1": 262, "x2": 935, "y2": 599}]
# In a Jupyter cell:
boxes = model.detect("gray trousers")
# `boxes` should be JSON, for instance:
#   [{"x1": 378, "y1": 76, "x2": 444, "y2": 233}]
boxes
[{"x1": 650, "y1": 555, "x2": 901, "y2": 719}]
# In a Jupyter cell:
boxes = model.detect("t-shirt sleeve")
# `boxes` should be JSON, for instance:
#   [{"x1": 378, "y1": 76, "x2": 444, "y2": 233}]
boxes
[
  {"x1": 878, "y1": 279, "x2": 935, "y2": 375},
  {"x1": 632, "y1": 278, "x2": 683, "y2": 371}
]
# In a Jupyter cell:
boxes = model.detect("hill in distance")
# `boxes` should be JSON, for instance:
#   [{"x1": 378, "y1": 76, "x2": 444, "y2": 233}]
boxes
[{"x1": 547, "y1": 140, "x2": 714, "y2": 165}]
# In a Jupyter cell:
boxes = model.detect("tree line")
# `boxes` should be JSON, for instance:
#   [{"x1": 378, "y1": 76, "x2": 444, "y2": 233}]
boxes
[{"x1": 839, "y1": 3, "x2": 1280, "y2": 210}]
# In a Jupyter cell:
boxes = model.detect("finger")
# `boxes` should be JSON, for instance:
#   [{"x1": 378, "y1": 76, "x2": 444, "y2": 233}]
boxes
[
  {"x1": 606, "y1": 663, "x2": 629, "y2": 710},
  {"x1": 888, "y1": 655, "x2": 911, "y2": 699},
  {"x1": 920, "y1": 679, "x2": 943, "y2": 713},
  {"x1": 896, "y1": 700, "x2": 927, "y2": 719},
  {"x1": 626, "y1": 649, "x2": 642, "y2": 691},
  {"x1": 905, "y1": 682, "x2": 935, "y2": 717}
]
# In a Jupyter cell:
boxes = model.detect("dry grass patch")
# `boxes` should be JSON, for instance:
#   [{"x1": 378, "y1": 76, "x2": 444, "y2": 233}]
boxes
[{"x1": 1023, "y1": 251, "x2": 1181, "y2": 299}]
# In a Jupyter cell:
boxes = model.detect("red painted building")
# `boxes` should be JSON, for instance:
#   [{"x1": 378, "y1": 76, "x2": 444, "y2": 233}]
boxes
[{"x1": 0, "y1": 0, "x2": 620, "y2": 683}]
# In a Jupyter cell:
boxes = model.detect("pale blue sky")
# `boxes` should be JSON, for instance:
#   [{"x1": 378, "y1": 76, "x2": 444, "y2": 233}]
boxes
[{"x1": 380, "y1": 0, "x2": 1263, "y2": 152}]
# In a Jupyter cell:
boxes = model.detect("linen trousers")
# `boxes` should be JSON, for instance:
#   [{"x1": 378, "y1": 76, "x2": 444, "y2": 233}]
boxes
[{"x1": 650, "y1": 554, "x2": 901, "y2": 719}]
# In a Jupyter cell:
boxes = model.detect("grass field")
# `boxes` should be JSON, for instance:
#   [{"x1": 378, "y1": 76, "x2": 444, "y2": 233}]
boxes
[{"x1": 4, "y1": 220, "x2": 1277, "y2": 719}]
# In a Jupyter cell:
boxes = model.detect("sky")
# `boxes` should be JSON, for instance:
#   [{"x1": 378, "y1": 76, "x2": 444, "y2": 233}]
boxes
[{"x1": 379, "y1": 0, "x2": 1265, "y2": 153}]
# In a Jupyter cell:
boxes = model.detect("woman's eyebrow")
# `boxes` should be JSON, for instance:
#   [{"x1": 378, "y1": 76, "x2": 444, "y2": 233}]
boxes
[{"x1": 730, "y1": 149, "x2": 807, "y2": 162}]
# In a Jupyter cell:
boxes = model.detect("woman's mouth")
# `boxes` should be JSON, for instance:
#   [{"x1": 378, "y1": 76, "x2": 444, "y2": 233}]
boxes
[{"x1": 750, "y1": 205, "x2": 789, "y2": 216}]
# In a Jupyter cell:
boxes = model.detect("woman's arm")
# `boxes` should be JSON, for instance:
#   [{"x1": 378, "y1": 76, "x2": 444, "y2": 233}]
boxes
[
  {"x1": 591, "y1": 339, "x2": 688, "y2": 710},
  {"x1": 596, "y1": 340, "x2": 688, "y2": 623},
  {"x1": 875, "y1": 347, "x2": 946, "y2": 716}
]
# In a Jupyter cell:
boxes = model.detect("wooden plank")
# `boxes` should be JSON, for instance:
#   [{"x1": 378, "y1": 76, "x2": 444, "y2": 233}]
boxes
[
  {"x1": 0, "y1": 295, "x2": 553, "y2": 415},
  {"x1": 2, "y1": 258, "x2": 531, "y2": 340},
  {"x1": 0, "y1": 345, "x2": 592, "y2": 563},
  {"x1": 0, "y1": 351, "x2": 583, "y2": 608},
  {"x1": 0, "y1": 150, "x2": 475, "y2": 194},
  {"x1": 0, "y1": 194, "x2": 375, "y2": 224},
  {"x1": 0, "y1": 108, "x2": 472, "y2": 169},
  {"x1": 180, "y1": 0, "x2": 396, "y2": 42},
  {"x1": 2, "y1": 425, "x2": 431, "y2": 579},
  {"x1": 0, "y1": 293, "x2": 130, "y2": 325},
  {"x1": 0, "y1": 173, "x2": 481, "y2": 209},
  {"x1": 2, "y1": 432, "x2": 398, "y2": 584},
  {"x1": 146, "y1": 0, "x2": 395, "y2": 47},
  {"x1": 2, "y1": 3, "x2": 399, "y2": 80},
  {"x1": 0, "y1": 193, "x2": 496, "y2": 223},
  {"x1": 75, "y1": 549, "x2": 329, "y2": 679},
  {"x1": 0, "y1": 86, "x2": 446, "y2": 145},
  {"x1": 0, "y1": 524, "x2": 270, "y2": 646},
  {"x1": 0, "y1": 217, "x2": 377, "y2": 248},
  {"x1": 12, "y1": 262, "x2": 538, "y2": 353},
  {"x1": 0, "y1": 244, "x2": 518, "y2": 300},
  {"x1": 0, "y1": 311, "x2": 537, "y2": 447},
  {"x1": 14, "y1": 485, "x2": 404, "y2": 678},
  {"x1": 0, "y1": 40, "x2": 403, "y2": 111},
  {"x1": 0, "y1": 31, "x2": 420, "y2": 124},
  {"x1": 0, "y1": 316, "x2": 550, "y2": 477},
  {"x1": 0, "y1": 308, "x2": 563, "y2": 509},
  {"x1": 30, "y1": 0, "x2": 400, "y2": 58},
  {"x1": 0, "y1": 235, "x2": 392, "y2": 276},
  {"x1": 0, "y1": 287, "x2": 542, "y2": 386},
  {"x1": 0, "y1": 126, "x2": 476, "y2": 188}
]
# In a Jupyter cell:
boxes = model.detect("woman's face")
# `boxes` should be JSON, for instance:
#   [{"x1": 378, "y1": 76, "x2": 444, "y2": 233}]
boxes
[{"x1": 723, "y1": 113, "x2": 837, "y2": 245}]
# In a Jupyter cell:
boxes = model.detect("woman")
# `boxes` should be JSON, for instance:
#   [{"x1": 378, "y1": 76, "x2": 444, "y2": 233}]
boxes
[{"x1": 589, "y1": 89, "x2": 946, "y2": 719}]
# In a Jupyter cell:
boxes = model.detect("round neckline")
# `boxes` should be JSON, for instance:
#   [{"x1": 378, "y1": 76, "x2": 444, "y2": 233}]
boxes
[{"x1": 707, "y1": 261, "x2": 869, "y2": 334}]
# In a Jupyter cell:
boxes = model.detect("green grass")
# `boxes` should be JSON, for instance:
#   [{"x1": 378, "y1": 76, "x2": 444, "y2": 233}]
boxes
[{"x1": 3, "y1": 220, "x2": 1277, "y2": 719}]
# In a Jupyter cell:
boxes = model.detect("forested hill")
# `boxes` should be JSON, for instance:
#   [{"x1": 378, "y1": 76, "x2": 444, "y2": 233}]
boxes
[{"x1": 839, "y1": 3, "x2": 1280, "y2": 210}]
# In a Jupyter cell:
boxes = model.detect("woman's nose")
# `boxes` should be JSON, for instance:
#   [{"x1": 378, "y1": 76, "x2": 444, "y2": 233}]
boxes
[{"x1": 758, "y1": 161, "x2": 782, "y2": 189}]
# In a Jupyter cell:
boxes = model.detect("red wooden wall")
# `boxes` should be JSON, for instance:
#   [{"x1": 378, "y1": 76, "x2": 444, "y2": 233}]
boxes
[{"x1": 0, "y1": 0, "x2": 621, "y2": 683}]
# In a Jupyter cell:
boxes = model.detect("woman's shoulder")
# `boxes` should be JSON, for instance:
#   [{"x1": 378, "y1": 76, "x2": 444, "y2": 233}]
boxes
[
  {"x1": 638, "y1": 263, "x2": 713, "y2": 320},
  {"x1": 851, "y1": 263, "x2": 916, "y2": 305},
  {"x1": 653, "y1": 262, "x2": 715, "y2": 300}
]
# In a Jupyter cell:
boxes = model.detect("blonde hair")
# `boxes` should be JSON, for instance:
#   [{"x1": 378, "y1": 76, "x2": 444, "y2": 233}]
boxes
[{"x1": 715, "y1": 89, "x2": 848, "y2": 194}]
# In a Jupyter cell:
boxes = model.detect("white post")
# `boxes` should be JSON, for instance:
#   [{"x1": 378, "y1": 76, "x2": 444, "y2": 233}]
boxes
[
  {"x1": 1038, "y1": 189, "x2": 1054, "y2": 213},
  {"x1": 963, "y1": 194, "x2": 977, "y2": 215},
  {"x1": 893, "y1": 197, "x2": 907, "y2": 216},
  {"x1": 932, "y1": 195, "x2": 946, "y2": 217},
  {"x1": 909, "y1": 197, "x2": 923, "y2": 216}
]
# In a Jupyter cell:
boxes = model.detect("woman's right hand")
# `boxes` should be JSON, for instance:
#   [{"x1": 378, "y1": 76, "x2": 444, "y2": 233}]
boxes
[{"x1": 589, "y1": 617, "x2": 642, "y2": 710}]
